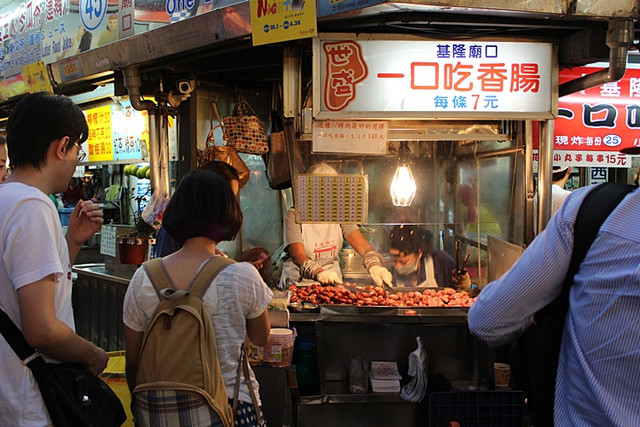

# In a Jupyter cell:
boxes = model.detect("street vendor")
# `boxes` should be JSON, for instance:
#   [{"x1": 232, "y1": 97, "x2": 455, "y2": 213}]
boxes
[
  {"x1": 279, "y1": 163, "x2": 393, "y2": 288},
  {"x1": 389, "y1": 225, "x2": 470, "y2": 289}
]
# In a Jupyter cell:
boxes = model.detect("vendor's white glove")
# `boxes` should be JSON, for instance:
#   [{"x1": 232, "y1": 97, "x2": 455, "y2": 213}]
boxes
[
  {"x1": 369, "y1": 265, "x2": 393, "y2": 288},
  {"x1": 316, "y1": 270, "x2": 343, "y2": 286}
]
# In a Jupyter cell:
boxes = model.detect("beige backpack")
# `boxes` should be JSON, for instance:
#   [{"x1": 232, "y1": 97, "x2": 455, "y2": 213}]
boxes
[{"x1": 134, "y1": 256, "x2": 235, "y2": 427}]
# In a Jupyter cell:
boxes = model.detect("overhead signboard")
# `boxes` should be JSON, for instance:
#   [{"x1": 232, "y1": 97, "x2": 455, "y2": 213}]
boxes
[
  {"x1": 532, "y1": 66, "x2": 640, "y2": 168},
  {"x1": 82, "y1": 100, "x2": 148, "y2": 164},
  {"x1": 313, "y1": 36, "x2": 556, "y2": 119},
  {"x1": 249, "y1": 0, "x2": 317, "y2": 46},
  {"x1": 555, "y1": 66, "x2": 640, "y2": 153}
]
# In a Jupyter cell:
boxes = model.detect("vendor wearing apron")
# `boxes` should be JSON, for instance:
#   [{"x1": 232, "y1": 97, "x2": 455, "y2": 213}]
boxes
[
  {"x1": 279, "y1": 163, "x2": 392, "y2": 288},
  {"x1": 389, "y1": 225, "x2": 470, "y2": 289}
]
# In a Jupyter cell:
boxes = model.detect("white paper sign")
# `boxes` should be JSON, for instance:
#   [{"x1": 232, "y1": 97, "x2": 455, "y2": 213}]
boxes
[
  {"x1": 312, "y1": 120, "x2": 387, "y2": 154},
  {"x1": 100, "y1": 225, "x2": 117, "y2": 257}
]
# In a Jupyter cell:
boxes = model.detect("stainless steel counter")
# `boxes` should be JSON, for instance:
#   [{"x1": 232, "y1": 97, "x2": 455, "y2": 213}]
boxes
[
  {"x1": 71, "y1": 263, "x2": 137, "y2": 351},
  {"x1": 72, "y1": 263, "x2": 138, "y2": 285}
]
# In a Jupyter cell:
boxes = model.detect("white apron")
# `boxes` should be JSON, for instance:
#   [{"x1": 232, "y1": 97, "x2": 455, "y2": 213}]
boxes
[{"x1": 280, "y1": 222, "x2": 344, "y2": 286}]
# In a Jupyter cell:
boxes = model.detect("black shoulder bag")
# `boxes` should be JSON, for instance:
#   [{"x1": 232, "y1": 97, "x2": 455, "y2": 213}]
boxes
[
  {"x1": 0, "y1": 309, "x2": 126, "y2": 427},
  {"x1": 511, "y1": 182, "x2": 636, "y2": 426}
]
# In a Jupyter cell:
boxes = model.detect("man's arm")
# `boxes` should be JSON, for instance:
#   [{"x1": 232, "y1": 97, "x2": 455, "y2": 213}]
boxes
[{"x1": 17, "y1": 276, "x2": 108, "y2": 376}]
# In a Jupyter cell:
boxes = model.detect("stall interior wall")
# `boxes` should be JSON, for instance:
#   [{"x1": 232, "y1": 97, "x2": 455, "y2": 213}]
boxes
[
  {"x1": 292, "y1": 120, "x2": 526, "y2": 286},
  {"x1": 193, "y1": 83, "x2": 283, "y2": 265}
]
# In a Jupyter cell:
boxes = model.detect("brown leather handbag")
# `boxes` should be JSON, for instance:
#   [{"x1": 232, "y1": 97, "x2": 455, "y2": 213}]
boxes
[{"x1": 197, "y1": 102, "x2": 250, "y2": 188}]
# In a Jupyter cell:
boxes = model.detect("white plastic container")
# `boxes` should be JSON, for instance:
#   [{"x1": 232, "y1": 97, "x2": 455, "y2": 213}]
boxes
[{"x1": 263, "y1": 328, "x2": 295, "y2": 367}]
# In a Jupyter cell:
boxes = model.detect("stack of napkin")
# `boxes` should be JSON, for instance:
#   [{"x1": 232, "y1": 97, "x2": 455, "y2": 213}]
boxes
[{"x1": 370, "y1": 361, "x2": 402, "y2": 393}]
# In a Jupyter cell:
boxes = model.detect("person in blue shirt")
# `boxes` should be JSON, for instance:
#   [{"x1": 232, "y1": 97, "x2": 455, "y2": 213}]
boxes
[
  {"x1": 154, "y1": 161, "x2": 241, "y2": 257},
  {"x1": 468, "y1": 185, "x2": 640, "y2": 425}
]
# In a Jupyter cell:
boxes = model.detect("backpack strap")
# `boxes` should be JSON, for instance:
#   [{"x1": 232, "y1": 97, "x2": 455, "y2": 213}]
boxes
[
  {"x1": 189, "y1": 256, "x2": 235, "y2": 299},
  {"x1": 143, "y1": 256, "x2": 235, "y2": 300},
  {"x1": 143, "y1": 258, "x2": 173, "y2": 300},
  {"x1": 563, "y1": 182, "x2": 635, "y2": 292}
]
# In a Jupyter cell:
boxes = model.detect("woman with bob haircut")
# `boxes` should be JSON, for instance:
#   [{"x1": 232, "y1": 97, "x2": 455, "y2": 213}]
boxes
[{"x1": 123, "y1": 170, "x2": 272, "y2": 426}]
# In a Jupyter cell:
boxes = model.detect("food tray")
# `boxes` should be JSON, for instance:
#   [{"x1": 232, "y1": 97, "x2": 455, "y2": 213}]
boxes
[{"x1": 428, "y1": 391, "x2": 529, "y2": 427}]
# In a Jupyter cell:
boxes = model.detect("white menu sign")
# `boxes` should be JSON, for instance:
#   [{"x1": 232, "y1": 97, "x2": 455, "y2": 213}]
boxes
[
  {"x1": 100, "y1": 225, "x2": 117, "y2": 257},
  {"x1": 312, "y1": 120, "x2": 387, "y2": 154}
]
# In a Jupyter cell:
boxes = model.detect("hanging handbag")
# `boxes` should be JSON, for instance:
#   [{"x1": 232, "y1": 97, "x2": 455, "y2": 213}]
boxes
[
  {"x1": 223, "y1": 95, "x2": 269, "y2": 155},
  {"x1": 0, "y1": 309, "x2": 127, "y2": 427},
  {"x1": 198, "y1": 101, "x2": 251, "y2": 188},
  {"x1": 263, "y1": 109, "x2": 293, "y2": 190}
]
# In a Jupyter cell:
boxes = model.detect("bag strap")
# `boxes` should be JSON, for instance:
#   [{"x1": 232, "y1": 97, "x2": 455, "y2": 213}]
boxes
[
  {"x1": 208, "y1": 101, "x2": 228, "y2": 146},
  {"x1": 0, "y1": 308, "x2": 39, "y2": 362},
  {"x1": 189, "y1": 256, "x2": 235, "y2": 298},
  {"x1": 561, "y1": 182, "x2": 635, "y2": 295},
  {"x1": 234, "y1": 95, "x2": 257, "y2": 117},
  {"x1": 143, "y1": 256, "x2": 235, "y2": 300},
  {"x1": 143, "y1": 258, "x2": 172, "y2": 299},
  {"x1": 232, "y1": 344, "x2": 262, "y2": 421}
]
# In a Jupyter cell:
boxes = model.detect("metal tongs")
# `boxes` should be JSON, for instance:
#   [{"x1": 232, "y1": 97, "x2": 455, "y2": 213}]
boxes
[{"x1": 455, "y1": 241, "x2": 470, "y2": 275}]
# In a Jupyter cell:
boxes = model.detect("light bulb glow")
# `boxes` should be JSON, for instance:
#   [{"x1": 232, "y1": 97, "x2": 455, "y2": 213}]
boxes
[{"x1": 390, "y1": 164, "x2": 416, "y2": 207}]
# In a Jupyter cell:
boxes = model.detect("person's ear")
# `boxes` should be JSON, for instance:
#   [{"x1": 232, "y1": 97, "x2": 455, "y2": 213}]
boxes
[{"x1": 54, "y1": 136, "x2": 71, "y2": 160}]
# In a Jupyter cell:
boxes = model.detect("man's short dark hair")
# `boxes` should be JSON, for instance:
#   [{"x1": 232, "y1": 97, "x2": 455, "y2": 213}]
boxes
[
  {"x1": 6, "y1": 92, "x2": 88, "y2": 170},
  {"x1": 552, "y1": 166, "x2": 570, "y2": 182},
  {"x1": 162, "y1": 170, "x2": 243, "y2": 245}
]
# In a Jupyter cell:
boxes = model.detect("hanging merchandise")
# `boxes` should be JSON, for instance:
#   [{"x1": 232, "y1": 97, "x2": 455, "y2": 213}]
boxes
[
  {"x1": 223, "y1": 95, "x2": 269, "y2": 155},
  {"x1": 400, "y1": 337, "x2": 428, "y2": 403},
  {"x1": 263, "y1": 109, "x2": 293, "y2": 190},
  {"x1": 141, "y1": 114, "x2": 171, "y2": 230},
  {"x1": 198, "y1": 102, "x2": 250, "y2": 188},
  {"x1": 141, "y1": 190, "x2": 169, "y2": 230}
]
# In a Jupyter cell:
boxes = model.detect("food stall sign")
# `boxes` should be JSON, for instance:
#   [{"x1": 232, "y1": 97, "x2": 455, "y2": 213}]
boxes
[
  {"x1": 313, "y1": 36, "x2": 556, "y2": 120},
  {"x1": 531, "y1": 66, "x2": 640, "y2": 168},
  {"x1": 296, "y1": 173, "x2": 368, "y2": 224},
  {"x1": 312, "y1": 120, "x2": 387, "y2": 154},
  {"x1": 84, "y1": 105, "x2": 115, "y2": 162}
]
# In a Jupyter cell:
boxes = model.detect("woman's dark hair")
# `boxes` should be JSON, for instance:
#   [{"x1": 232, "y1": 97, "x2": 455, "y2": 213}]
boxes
[
  {"x1": 199, "y1": 160, "x2": 240, "y2": 183},
  {"x1": 163, "y1": 170, "x2": 243, "y2": 244},
  {"x1": 389, "y1": 225, "x2": 433, "y2": 256},
  {"x1": 7, "y1": 92, "x2": 88, "y2": 170}
]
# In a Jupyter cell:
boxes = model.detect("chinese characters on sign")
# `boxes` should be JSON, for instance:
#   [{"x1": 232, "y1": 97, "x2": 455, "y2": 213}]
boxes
[
  {"x1": 296, "y1": 174, "x2": 368, "y2": 223},
  {"x1": 316, "y1": 38, "x2": 553, "y2": 118},
  {"x1": 312, "y1": 120, "x2": 387, "y2": 154},
  {"x1": 532, "y1": 150, "x2": 631, "y2": 168},
  {"x1": 84, "y1": 105, "x2": 114, "y2": 162},
  {"x1": 555, "y1": 67, "x2": 640, "y2": 154}
]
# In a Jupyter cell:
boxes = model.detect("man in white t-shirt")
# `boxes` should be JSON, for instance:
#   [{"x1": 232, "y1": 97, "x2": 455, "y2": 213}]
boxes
[
  {"x1": 533, "y1": 165, "x2": 572, "y2": 235},
  {"x1": 0, "y1": 92, "x2": 108, "y2": 425}
]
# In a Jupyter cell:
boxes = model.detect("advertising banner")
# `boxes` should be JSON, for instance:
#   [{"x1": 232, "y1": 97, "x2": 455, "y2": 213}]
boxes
[{"x1": 250, "y1": 0, "x2": 317, "y2": 46}]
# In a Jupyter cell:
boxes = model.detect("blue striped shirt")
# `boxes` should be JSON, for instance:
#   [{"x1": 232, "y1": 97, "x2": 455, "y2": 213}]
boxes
[{"x1": 468, "y1": 184, "x2": 640, "y2": 426}]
